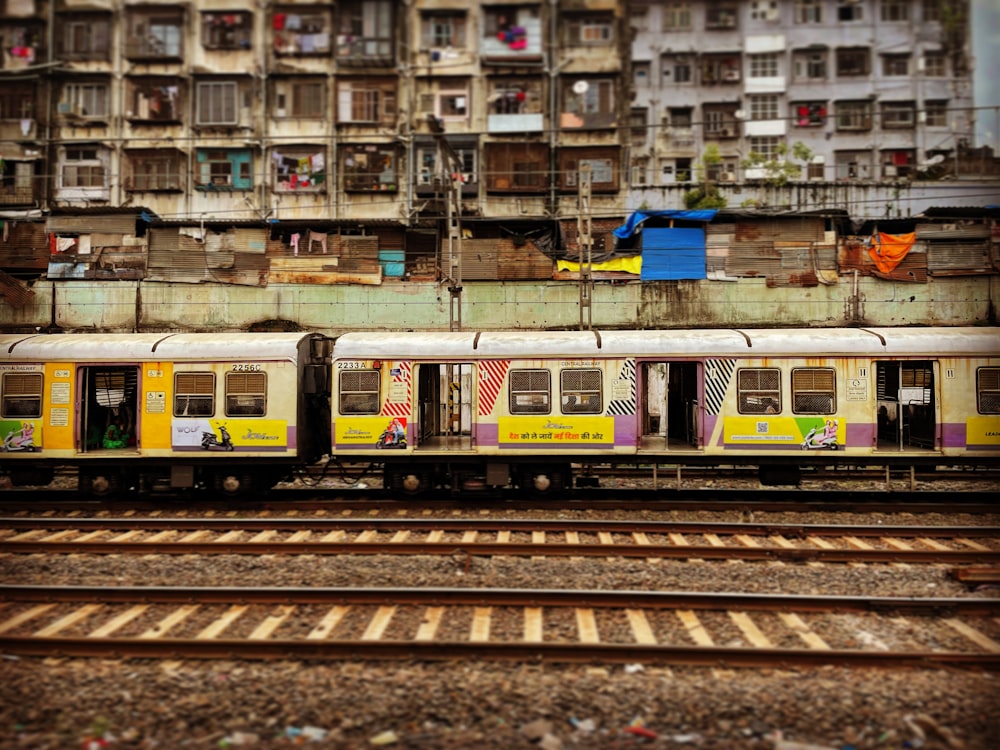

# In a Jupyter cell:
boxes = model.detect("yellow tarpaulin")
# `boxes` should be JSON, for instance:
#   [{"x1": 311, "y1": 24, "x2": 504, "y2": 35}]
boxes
[
  {"x1": 557, "y1": 256, "x2": 642, "y2": 274},
  {"x1": 868, "y1": 231, "x2": 916, "y2": 273}
]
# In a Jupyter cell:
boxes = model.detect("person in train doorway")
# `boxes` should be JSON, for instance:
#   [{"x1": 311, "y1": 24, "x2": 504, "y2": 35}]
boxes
[
  {"x1": 102, "y1": 403, "x2": 131, "y2": 449},
  {"x1": 102, "y1": 415, "x2": 129, "y2": 449}
]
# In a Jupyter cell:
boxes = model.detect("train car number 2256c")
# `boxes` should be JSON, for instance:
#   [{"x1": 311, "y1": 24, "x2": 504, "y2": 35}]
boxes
[{"x1": 232, "y1": 363, "x2": 262, "y2": 372}]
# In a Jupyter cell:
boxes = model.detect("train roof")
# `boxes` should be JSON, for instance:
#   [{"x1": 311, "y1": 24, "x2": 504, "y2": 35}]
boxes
[
  {"x1": 0, "y1": 332, "x2": 321, "y2": 362},
  {"x1": 332, "y1": 327, "x2": 1000, "y2": 359}
]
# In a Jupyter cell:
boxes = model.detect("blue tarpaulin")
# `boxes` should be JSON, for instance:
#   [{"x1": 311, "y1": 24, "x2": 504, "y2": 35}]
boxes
[
  {"x1": 613, "y1": 209, "x2": 717, "y2": 239},
  {"x1": 639, "y1": 227, "x2": 707, "y2": 281}
]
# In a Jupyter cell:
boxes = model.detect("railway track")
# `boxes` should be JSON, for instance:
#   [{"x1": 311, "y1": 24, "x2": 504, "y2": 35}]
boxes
[
  {"x1": 1, "y1": 584, "x2": 998, "y2": 669},
  {"x1": 2, "y1": 517, "x2": 998, "y2": 564}
]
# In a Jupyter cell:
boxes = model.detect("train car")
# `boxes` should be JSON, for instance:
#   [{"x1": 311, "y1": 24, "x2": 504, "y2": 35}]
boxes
[
  {"x1": 0, "y1": 332, "x2": 331, "y2": 495},
  {"x1": 330, "y1": 327, "x2": 1000, "y2": 491}
]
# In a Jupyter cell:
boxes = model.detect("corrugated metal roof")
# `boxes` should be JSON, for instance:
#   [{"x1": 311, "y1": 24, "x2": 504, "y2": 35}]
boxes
[{"x1": 640, "y1": 228, "x2": 706, "y2": 280}]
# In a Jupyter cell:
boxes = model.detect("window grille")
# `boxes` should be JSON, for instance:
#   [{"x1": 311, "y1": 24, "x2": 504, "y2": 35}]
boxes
[
  {"x1": 560, "y1": 369, "x2": 602, "y2": 414},
  {"x1": 1, "y1": 372, "x2": 42, "y2": 418},
  {"x1": 226, "y1": 372, "x2": 267, "y2": 416},
  {"x1": 738, "y1": 368, "x2": 781, "y2": 414},
  {"x1": 792, "y1": 368, "x2": 836, "y2": 414},
  {"x1": 339, "y1": 370, "x2": 380, "y2": 414},
  {"x1": 510, "y1": 369, "x2": 550, "y2": 414},
  {"x1": 174, "y1": 373, "x2": 215, "y2": 417}
]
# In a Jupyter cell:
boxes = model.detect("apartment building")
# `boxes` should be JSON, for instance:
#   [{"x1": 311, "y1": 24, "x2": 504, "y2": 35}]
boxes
[
  {"x1": 0, "y1": 1, "x2": 981, "y2": 257},
  {"x1": 0, "y1": 0, "x2": 630, "y2": 226},
  {"x1": 629, "y1": 0, "x2": 973, "y2": 187}
]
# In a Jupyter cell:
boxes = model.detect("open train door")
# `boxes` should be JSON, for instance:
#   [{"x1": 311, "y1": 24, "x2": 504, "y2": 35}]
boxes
[
  {"x1": 640, "y1": 361, "x2": 700, "y2": 450},
  {"x1": 79, "y1": 366, "x2": 140, "y2": 453},
  {"x1": 415, "y1": 362, "x2": 473, "y2": 450},
  {"x1": 875, "y1": 360, "x2": 936, "y2": 450}
]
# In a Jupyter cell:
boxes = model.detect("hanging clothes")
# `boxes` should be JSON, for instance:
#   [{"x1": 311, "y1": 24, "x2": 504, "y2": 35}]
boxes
[{"x1": 868, "y1": 231, "x2": 916, "y2": 273}]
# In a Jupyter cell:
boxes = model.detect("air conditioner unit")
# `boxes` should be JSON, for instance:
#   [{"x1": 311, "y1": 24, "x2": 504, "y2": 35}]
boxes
[
  {"x1": 58, "y1": 102, "x2": 78, "y2": 115},
  {"x1": 719, "y1": 171, "x2": 736, "y2": 182}
]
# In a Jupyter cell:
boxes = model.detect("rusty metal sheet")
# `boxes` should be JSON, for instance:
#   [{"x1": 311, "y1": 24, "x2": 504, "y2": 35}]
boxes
[
  {"x1": 146, "y1": 227, "x2": 212, "y2": 284},
  {"x1": 0, "y1": 268, "x2": 36, "y2": 308},
  {"x1": 461, "y1": 239, "x2": 499, "y2": 280},
  {"x1": 926, "y1": 242, "x2": 989, "y2": 273},
  {"x1": 46, "y1": 215, "x2": 137, "y2": 234},
  {"x1": 916, "y1": 223, "x2": 991, "y2": 240},
  {"x1": 0, "y1": 221, "x2": 48, "y2": 270}
]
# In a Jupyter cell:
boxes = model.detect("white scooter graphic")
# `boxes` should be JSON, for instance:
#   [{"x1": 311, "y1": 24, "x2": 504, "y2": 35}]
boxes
[{"x1": 801, "y1": 420, "x2": 839, "y2": 450}]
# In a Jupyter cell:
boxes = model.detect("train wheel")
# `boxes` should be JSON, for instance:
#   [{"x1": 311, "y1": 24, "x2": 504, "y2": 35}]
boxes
[
  {"x1": 214, "y1": 472, "x2": 252, "y2": 497},
  {"x1": 80, "y1": 469, "x2": 120, "y2": 498}
]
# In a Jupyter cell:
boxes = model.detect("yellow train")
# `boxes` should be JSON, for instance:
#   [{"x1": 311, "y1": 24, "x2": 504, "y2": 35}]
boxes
[{"x1": 1, "y1": 327, "x2": 998, "y2": 495}]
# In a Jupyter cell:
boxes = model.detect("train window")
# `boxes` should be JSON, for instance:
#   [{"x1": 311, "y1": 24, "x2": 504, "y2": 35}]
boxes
[
  {"x1": 560, "y1": 368, "x2": 602, "y2": 413},
  {"x1": 340, "y1": 370, "x2": 380, "y2": 414},
  {"x1": 226, "y1": 372, "x2": 267, "y2": 416},
  {"x1": 792, "y1": 368, "x2": 836, "y2": 414},
  {"x1": 1, "y1": 372, "x2": 43, "y2": 418},
  {"x1": 978, "y1": 368, "x2": 1000, "y2": 414},
  {"x1": 174, "y1": 372, "x2": 216, "y2": 417},
  {"x1": 510, "y1": 369, "x2": 551, "y2": 414},
  {"x1": 737, "y1": 368, "x2": 781, "y2": 414}
]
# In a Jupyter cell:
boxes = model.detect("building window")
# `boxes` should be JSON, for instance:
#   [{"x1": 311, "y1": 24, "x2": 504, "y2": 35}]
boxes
[
  {"x1": 560, "y1": 369, "x2": 602, "y2": 414},
  {"x1": 706, "y1": 5, "x2": 738, "y2": 29},
  {"x1": 662, "y1": 2, "x2": 691, "y2": 30},
  {"x1": 274, "y1": 78, "x2": 325, "y2": 119},
  {"x1": 881, "y1": 101, "x2": 916, "y2": 128},
  {"x1": 701, "y1": 55, "x2": 741, "y2": 84},
  {"x1": 339, "y1": 370, "x2": 380, "y2": 415},
  {"x1": 630, "y1": 108, "x2": 648, "y2": 147},
  {"x1": 273, "y1": 147, "x2": 325, "y2": 192},
  {"x1": 485, "y1": 142, "x2": 549, "y2": 192},
  {"x1": 341, "y1": 144, "x2": 399, "y2": 192},
  {"x1": 196, "y1": 81, "x2": 244, "y2": 126},
  {"x1": 195, "y1": 149, "x2": 253, "y2": 191},
  {"x1": 749, "y1": 54, "x2": 779, "y2": 78},
  {"x1": 564, "y1": 14, "x2": 614, "y2": 45},
  {"x1": 420, "y1": 11, "x2": 466, "y2": 48},
  {"x1": 510, "y1": 369, "x2": 550, "y2": 415},
  {"x1": 126, "y1": 150, "x2": 184, "y2": 192},
  {"x1": 837, "y1": 48, "x2": 870, "y2": 76},
  {"x1": 663, "y1": 55, "x2": 693, "y2": 84},
  {"x1": 126, "y1": 78, "x2": 182, "y2": 122},
  {"x1": 0, "y1": 83, "x2": 34, "y2": 120},
  {"x1": 838, "y1": 0, "x2": 864, "y2": 21},
  {"x1": 738, "y1": 368, "x2": 781, "y2": 414},
  {"x1": 704, "y1": 105, "x2": 739, "y2": 137},
  {"x1": 337, "y1": 79, "x2": 397, "y2": 125},
  {"x1": 560, "y1": 149, "x2": 619, "y2": 192},
  {"x1": 882, "y1": 149, "x2": 914, "y2": 177},
  {"x1": 792, "y1": 368, "x2": 836, "y2": 414},
  {"x1": 61, "y1": 147, "x2": 106, "y2": 188},
  {"x1": 793, "y1": 49, "x2": 827, "y2": 80},
  {"x1": 60, "y1": 82, "x2": 110, "y2": 119},
  {"x1": 226, "y1": 372, "x2": 267, "y2": 417},
  {"x1": 978, "y1": 368, "x2": 1000, "y2": 414},
  {"x1": 58, "y1": 14, "x2": 111, "y2": 61},
  {"x1": 202, "y1": 12, "x2": 252, "y2": 50},
  {"x1": 836, "y1": 100, "x2": 873, "y2": 131},
  {"x1": 273, "y1": 8, "x2": 331, "y2": 56},
  {"x1": 835, "y1": 150, "x2": 873, "y2": 179},
  {"x1": 336, "y1": 0, "x2": 394, "y2": 63},
  {"x1": 416, "y1": 142, "x2": 476, "y2": 190},
  {"x1": 489, "y1": 79, "x2": 543, "y2": 116},
  {"x1": 748, "y1": 136, "x2": 780, "y2": 160},
  {"x1": 750, "y1": 94, "x2": 780, "y2": 121},
  {"x1": 923, "y1": 53, "x2": 946, "y2": 77},
  {"x1": 882, "y1": 54, "x2": 910, "y2": 76},
  {"x1": 750, "y1": 0, "x2": 780, "y2": 21},
  {"x1": 1, "y1": 372, "x2": 42, "y2": 418},
  {"x1": 562, "y1": 79, "x2": 616, "y2": 129},
  {"x1": 795, "y1": 0, "x2": 823, "y2": 23},
  {"x1": 793, "y1": 101, "x2": 827, "y2": 127},
  {"x1": 125, "y1": 10, "x2": 183, "y2": 59},
  {"x1": 174, "y1": 373, "x2": 215, "y2": 417},
  {"x1": 924, "y1": 100, "x2": 948, "y2": 127},
  {"x1": 880, "y1": 0, "x2": 909, "y2": 22},
  {"x1": 438, "y1": 90, "x2": 469, "y2": 121}
]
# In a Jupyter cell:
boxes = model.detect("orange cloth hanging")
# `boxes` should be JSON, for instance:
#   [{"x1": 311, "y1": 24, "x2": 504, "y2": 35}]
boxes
[{"x1": 868, "y1": 231, "x2": 916, "y2": 273}]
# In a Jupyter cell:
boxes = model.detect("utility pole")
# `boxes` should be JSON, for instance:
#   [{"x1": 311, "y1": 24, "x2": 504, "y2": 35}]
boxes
[
  {"x1": 428, "y1": 115, "x2": 463, "y2": 330},
  {"x1": 577, "y1": 164, "x2": 593, "y2": 331}
]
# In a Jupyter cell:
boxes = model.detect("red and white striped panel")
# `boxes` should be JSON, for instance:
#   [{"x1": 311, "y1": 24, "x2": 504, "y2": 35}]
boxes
[
  {"x1": 381, "y1": 361, "x2": 412, "y2": 417},
  {"x1": 478, "y1": 360, "x2": 510, "y2": 416}
]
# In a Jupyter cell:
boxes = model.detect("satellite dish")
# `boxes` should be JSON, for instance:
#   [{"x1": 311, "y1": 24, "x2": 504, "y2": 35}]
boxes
[
  {"x1": 734, "y1": 109, "x2": 746, "y2": 120},
  {"x1": 917, "y1": 154, "x2": 946, "y2": 171},
  {"x1": 572, "y1": 80, "x2": 590, "y2": 95}
]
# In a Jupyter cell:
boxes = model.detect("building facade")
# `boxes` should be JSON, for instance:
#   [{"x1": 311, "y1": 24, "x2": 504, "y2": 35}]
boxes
[{"x1": 0, "y1": 0, "x2": 983, "y2": 225}]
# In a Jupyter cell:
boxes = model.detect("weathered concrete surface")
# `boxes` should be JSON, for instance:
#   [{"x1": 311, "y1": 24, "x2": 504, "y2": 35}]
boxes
[{"x1": 2, "y1": 276, "x2": 996, "y2": 334}]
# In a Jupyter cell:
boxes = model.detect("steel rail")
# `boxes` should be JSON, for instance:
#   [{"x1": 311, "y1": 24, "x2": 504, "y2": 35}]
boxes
[
  {"x1": 2, "y1": 539, "x2": 998, "y2": 564},
  {"x1": 0, "y1": 635, "x2": 994, "y2": 669},
  {"x1": 3, "y1": 585, "x2": 999, "y2": 615},
  {"x1": 2, "y1": 516, "x2": 997, "y2": 537}
]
